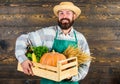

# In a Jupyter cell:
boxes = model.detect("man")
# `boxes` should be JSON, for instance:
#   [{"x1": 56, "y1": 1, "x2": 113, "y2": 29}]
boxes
[{"x1": 15, "y1": 1, "x2": 91, "y2": 84}]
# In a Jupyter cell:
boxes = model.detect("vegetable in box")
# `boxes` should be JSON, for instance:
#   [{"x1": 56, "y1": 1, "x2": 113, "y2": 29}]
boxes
[{"x1": 26, "y1": 46, "x2": 49, "y2": 62}]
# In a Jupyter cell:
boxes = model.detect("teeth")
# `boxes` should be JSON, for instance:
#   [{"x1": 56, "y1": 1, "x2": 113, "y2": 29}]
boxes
[{"x1": 62, "y1": 20, "x2": 68, "y2": 23}]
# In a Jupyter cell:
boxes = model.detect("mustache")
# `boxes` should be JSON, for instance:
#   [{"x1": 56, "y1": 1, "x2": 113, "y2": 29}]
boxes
[{"x1": 60, "y1": 18, "x2": 70, "y2": 22}]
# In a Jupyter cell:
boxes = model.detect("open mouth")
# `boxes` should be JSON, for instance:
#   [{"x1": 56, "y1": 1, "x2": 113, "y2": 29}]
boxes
[
  {"x1": 61, "y1": 20, "x2": 69, "y2": 23},
  {"x1": 60, "y1": 18, "x2": 70, "y2": 23}
]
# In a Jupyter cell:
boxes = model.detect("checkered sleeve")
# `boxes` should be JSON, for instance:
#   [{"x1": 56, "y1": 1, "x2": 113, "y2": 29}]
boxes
[
  {"x1": 15, "y1": 30, "x2": 43, "y2": 63},
  {"x1": 15, "y1": 34, "x2": 29, "y2": 63},
  {"x1": 71, "y1": 31, "x2": 91, "y2": 81},
  {"x1": 15, "y1": 26, "x2": 56, "y2": 63}
]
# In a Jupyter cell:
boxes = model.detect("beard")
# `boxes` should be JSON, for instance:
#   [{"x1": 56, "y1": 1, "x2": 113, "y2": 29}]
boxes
[{"x1": 58, "y1": 18, "x2": 74, "y2": 30}]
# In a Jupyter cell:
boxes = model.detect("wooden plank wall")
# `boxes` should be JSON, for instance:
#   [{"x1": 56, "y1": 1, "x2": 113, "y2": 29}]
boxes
[{"x1": 0, "y1": 0, "x2": 120, "y2": 84}]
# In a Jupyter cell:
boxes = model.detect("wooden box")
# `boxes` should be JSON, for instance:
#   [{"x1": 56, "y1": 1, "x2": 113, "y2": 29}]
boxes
[{"x1": 17, "y1": 57, "x2": 78, "y2": 82}]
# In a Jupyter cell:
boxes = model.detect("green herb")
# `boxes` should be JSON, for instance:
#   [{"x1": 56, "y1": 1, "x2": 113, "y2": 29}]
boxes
[
  {"x1": 26, "y1": 46, "x2": 49, "y2": 62},
  {"x1": 26, "y1": 52, "x2": 32, "y2": 61}
]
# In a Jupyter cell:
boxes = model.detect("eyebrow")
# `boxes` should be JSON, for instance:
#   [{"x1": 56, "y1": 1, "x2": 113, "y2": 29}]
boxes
[{"x1": 58, "y1": 10, "x2": 75, "y2": 14}]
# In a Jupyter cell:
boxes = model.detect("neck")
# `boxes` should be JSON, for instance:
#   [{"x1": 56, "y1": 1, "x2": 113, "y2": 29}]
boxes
[{"x1": 62, "y1": 27, "x2": 72, "y2": 35}]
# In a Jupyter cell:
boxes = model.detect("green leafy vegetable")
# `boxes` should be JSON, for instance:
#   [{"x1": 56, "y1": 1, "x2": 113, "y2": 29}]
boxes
[
  {"x1": 26, "y1": 52, "x2": 32, "y2": 61},
  {"x1": 26, "y1": 46, "x2": 49, "y2": 62}
]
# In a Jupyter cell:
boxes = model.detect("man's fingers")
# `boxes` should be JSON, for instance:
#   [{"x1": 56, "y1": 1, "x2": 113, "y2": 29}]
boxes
[
  {"x1": 21, "y1": 60, "x2": 34, "y2": 76},
  {"x1": 23, "y1": 68, "x2": 30, "y2": 75},
  {"x1": 28, "y1": 65, "x2": 34, "y2": 76}
]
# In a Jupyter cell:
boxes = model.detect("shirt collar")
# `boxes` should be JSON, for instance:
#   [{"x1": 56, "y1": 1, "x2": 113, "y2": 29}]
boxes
[{"x1": 57, "y1": 25, "x2": 74, "y2": 36}]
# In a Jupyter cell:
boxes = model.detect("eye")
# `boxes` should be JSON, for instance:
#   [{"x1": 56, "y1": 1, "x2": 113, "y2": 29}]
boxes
[
  {"x1": 58, "y1": 12, "x2": 64, "y2": 15},
  {"x1": 66, "y1": 11, "x2": 73, "y2": 15}
]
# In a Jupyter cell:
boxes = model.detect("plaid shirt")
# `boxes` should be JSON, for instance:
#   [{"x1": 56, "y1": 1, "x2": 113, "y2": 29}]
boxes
[{"x1": 15, "y1": 25, "x2": 91, "y2": 81}]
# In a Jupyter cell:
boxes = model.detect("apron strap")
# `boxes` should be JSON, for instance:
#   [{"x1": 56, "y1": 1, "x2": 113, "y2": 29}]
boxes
[
  {"x1": 73, "y1": 31, "x2": 78, "y2": 44},
  {"x1": 55, "y1": 26, "x2": 58, "y2": 38}
]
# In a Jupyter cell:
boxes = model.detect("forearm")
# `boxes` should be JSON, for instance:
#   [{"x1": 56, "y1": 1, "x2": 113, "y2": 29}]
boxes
[
  {"x1": 15, "y1": 31, "x2": 43, "y2": 63},
  {"x1": 72, "y1": 42, "x2": 91, "y2": 81},
  {"x1": 70, "y1": 33, "x2": 91, "y2": 81},
  {"x1": 15, "y1": 34, "x2": 29, "y2": 63},
  {"x1": 71, "y1": 61, "x2": 91, "y2": 81},
  {"x1": 16, "y1": 54, "x2": 28, "y2": 63}
]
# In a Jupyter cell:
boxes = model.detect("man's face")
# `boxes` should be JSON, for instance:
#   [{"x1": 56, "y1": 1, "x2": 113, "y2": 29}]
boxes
[{"x1": 58, "y1": 9, "x2": 75, "y2": 30}]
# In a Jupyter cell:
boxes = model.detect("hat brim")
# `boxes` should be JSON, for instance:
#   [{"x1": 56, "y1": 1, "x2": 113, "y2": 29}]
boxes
[{"x1": 53, "y1": 5, "x2": 81, "y2": 19}]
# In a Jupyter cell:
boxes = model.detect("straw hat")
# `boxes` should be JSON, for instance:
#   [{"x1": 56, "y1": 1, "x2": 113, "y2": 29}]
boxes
[{"x1": 53, "y1": 2, "x2": 81, "y2": 19}]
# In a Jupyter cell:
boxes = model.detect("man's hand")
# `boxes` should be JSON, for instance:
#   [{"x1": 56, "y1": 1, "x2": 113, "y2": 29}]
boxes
[
  {"x1": 21, "y1": 60, "x2": 34, "y2": 76},
  {"x1": 64, "y1": 76, "x2": 72, "y2": 81}
]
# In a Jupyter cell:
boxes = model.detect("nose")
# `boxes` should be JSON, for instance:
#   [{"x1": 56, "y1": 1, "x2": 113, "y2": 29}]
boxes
[{"x1": 62, "y1": 12, "x2": 67, "y2": 18}]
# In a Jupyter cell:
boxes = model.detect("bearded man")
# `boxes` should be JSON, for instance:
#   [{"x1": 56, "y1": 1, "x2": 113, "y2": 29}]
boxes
[{"x1": 15, "y1": 2, "x2": 91, "y2": 84}]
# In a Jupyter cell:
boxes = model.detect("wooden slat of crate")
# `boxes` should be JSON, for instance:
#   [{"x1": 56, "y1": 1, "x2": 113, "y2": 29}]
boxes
[
  {"x1": 32, "y1": 67, "x2": 58, "y2": 81},
  {"x1": 60, "y1": 67, "x2": 78, "y2": 80},
  {"x1": 61, "y1": 61, "x2": 77, "y2": 70},
  {"x1": 33, "y1": 62, "x2": 57, "y2": 72},
  {"x1": 57, "y1": 57, "x2": 78, "y2": 81},
  {"x1": 17, "y1": 63, "x2": 59, "y2": 81},
  {"x1": 17, "y1": 57, "x2": 78, "y2": 82}
]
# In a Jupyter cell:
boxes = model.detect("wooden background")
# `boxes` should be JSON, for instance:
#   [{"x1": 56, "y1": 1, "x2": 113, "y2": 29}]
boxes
[{"x1": 0, "y1": 0, "x2": 120, "y2": 84}]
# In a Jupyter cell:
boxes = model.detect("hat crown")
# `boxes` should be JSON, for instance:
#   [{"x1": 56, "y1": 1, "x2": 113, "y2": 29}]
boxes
[
  {"x1": 53, "y1": 2, "x2": 81, "y2": 19},
  {"x1": 60, "y1": 2, "x2": 74, "y2": 6}
]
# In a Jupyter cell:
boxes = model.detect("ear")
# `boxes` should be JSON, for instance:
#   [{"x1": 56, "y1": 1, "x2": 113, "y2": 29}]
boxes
[{"x1": 73, "y1": 14, "x2": 77, "y2": 20}]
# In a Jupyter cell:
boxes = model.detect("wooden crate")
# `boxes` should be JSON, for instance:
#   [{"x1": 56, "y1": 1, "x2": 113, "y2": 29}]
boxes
[{"x1": 17, "y1": 57, "x2": 78, "y2": 82}]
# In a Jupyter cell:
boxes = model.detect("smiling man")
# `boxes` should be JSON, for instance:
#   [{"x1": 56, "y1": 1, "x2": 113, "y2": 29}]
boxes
[{"x1": 15, "y1": 1, "x2": 91, "y2": 84}]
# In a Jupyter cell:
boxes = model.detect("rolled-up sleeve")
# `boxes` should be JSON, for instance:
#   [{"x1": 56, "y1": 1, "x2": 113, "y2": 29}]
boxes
[
  {"x1": 15, "y1": 34, "x2": 29, "y2": 63},
  {"x1": 71, "y1": 32, "x2": 91, "y2": 81}
]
